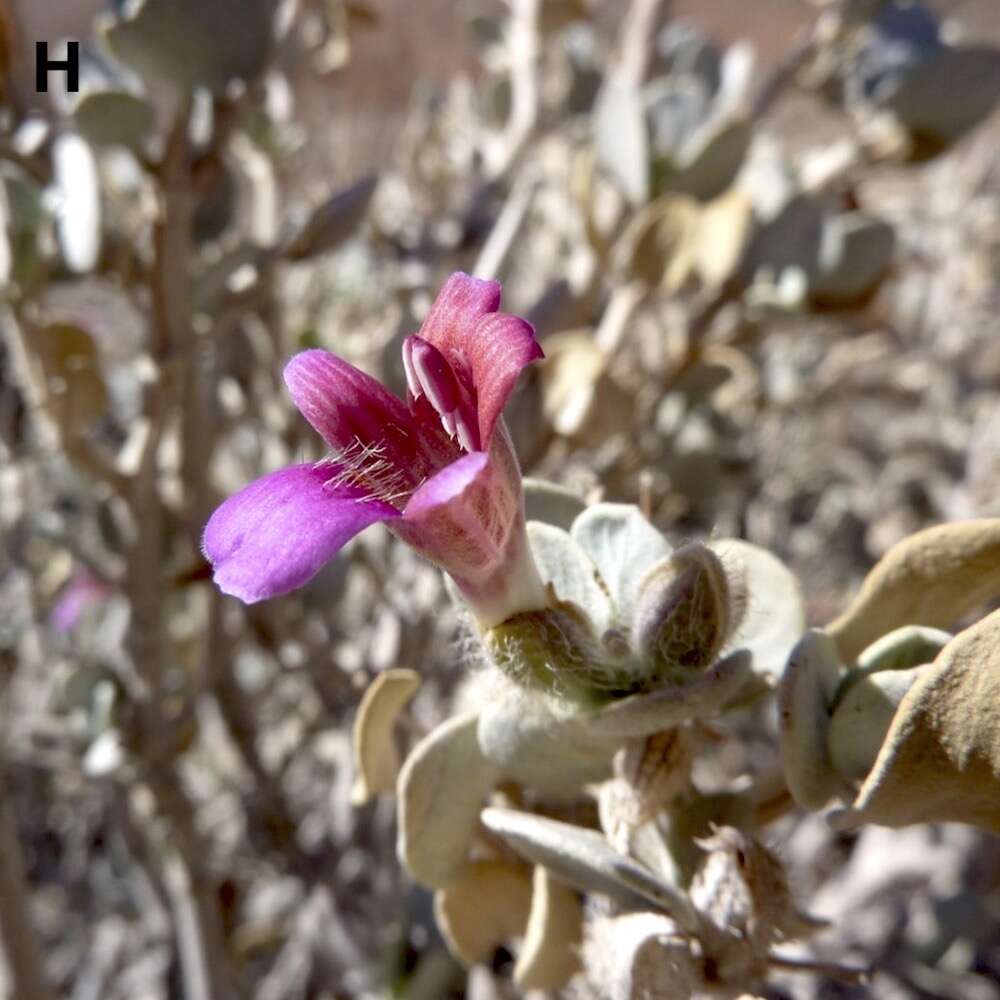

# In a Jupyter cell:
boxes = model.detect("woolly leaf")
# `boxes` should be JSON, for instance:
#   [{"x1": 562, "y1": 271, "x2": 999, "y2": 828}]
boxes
[
  {"x1": 397, "y1": 712, "x2": 500, "y2": 888},
  {"x1": 827, "y1": 519, "x2": 1000, "y2": 662}
]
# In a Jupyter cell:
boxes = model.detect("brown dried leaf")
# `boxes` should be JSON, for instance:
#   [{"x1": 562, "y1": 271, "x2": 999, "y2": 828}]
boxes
[
  {"x1": 350, "y1": 668, "x2": 420, "y2": 804},
  {"x1": 614, "y1": 729, "x2": 692, "y2": 827},
  {"x1": 830, "y1": 608, "x2": 1000, "y2": 832},
  {"x1": 33, "y1": 322, "x2": 108, "y2": 433},
  {"x1": 828, "y1": 520, "x2": 1000, "y2": 662},
  {"x1": 614, "y1": 195, "x2": 700, "y2": 292}
]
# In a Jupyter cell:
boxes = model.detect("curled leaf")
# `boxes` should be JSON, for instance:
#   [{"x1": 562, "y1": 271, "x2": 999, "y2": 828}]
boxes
[
  {"x1": 778, "y1": 630, "x2": 853, "y2": 810},
  {"x1": 614, "y1": 195, "x2": 700, "y2": 292},
  {"x1": 584, "y1": 650, "x2": 752, "y2": 739},
  {"x1": 830, "y1": 608, "x2": 1000, "y2": 832},
  {"x1": 513, "y1": 866, "x2": 583, "y2": 991},
  {"x1": 481, "y1": 806, "x2": 700, "y2": 932},
  {"x1": 434, "y1": 861, "x2": 532, "y2": 966},
  {"x1": 351, "y1": 668, "x2": 419, "y2": 804},
  {"x1": 397, "y1": 712, "x2": 500, "y2": 889},
  {"x1": 827, "y1": 519, "x2": 1000, "y2": 662}
]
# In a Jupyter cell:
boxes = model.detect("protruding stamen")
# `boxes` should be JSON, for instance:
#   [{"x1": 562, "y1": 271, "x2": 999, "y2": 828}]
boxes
[
  {"x1": 401, "y1": 338, "x2": 422, "y2": 399},
  {"x1": 407, "y1": 336, "x2": 461, "y2": 415},
  {"x1": 454, "y1": 408, "x2": 480, "y2": 453}
]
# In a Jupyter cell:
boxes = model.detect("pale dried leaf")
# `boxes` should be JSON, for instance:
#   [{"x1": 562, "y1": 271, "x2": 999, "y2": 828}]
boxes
[
  {"x1": 513, "y1": 866, "x2": 583, "y2": 991},
  {"x1": 593, "y1": 72, "x2": 649, "y2": 206},
  {"x1": 694, "y1": 187, "x2": 754, "y2": 288},
  {"x1": 350, "y1": 668, "x2": 420, "y2": 804},
  {"x1": 433, "y1": 861, "x2": 532, "y2": 966}
]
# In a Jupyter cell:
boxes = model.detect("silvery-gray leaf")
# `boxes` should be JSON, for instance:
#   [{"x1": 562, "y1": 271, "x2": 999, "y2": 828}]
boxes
[
  {"x1": 481, "y1": 807, "x2": 699, "y2": 931},
  {"x1": 711, "y1": 539, "x2": 805, "y2": 685},
  {"x1": 594, "y1": 72, "x2": 650, "y2": 206},
  {"x1": 739, "y1": 194, "x2": 824, "y2": 286},
  {"x1": 714, "y1": 42, "x2": 755, "y2": 119},
  {"x1": 476, "y1": 685, "x2": 612, "y2": 795},
  {"x1": 811, "y1": 213, "x2": 894, "y2": 305},
  {"x1": 881, "y1": 46, "x2": 1000, "y2": 150},
  {"x1": 570, "y1": 503, "x2": 670, "y2": 623},
  {"x1": 523, "y1": 477, "x2": 587, "y2": 531},
  {"x1": 282, "y1": 175, "x2": 378, "y2": 261},
  {"x1": 397, "y1": 712, "x2": 501, "y2": 889},
  {"x1": 665, "y1": 118, "x2": 751, "y2": 202},
  {"x1": 69, "y1": 89, "x2": 155, "y2": 153},
  {"x1": 847, "y1": 0, "x2": 941, "y2": 106},
  {"x1": 527, "y1": 521, "x2": 612, "y2": 634},
  {"x1": 583, "y1": 650, "x2": 752, "y2": 739},
  {"x1": 99, "y1": 0, "x2": 272, "y2": 95},
  {"x1": 0, "y1": 181, "x2": 11, "y2": 289},
  {"x1": 656, "y1": 21, "x2": 721, "y2": 93},
  {"x1": 52, "y1": 133, "x2": 101, "y2": 274}
]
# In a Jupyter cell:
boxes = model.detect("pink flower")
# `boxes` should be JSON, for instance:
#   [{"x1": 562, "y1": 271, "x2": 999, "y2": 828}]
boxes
[{"x1": 203, "y1": 273, "x2": 548, "y2": 627}]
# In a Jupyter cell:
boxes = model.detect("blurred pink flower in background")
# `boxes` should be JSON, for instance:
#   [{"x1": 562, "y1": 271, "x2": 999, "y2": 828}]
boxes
[{"x1": 50, "y1": 571, "x2": 114, "y2": 632}]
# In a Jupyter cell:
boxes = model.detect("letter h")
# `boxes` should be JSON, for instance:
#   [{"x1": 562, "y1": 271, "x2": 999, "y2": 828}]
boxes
[{"x1": 36, "y1": 41, "x2": 80, "y2": 94}]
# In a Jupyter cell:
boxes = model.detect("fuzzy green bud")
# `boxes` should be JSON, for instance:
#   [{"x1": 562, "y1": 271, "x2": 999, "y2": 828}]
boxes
[
  {"x1": 631, "y1": 543, "x2": 735, "y2": 689},
  {"x1": 484, "y1": 600, "x2": 612, "y2": 706}
]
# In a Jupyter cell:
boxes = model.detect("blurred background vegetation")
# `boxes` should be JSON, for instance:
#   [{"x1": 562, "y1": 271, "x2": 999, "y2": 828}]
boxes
[{"x1": 1, "y1": 0, "x2": 1000, "y2": 997}]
